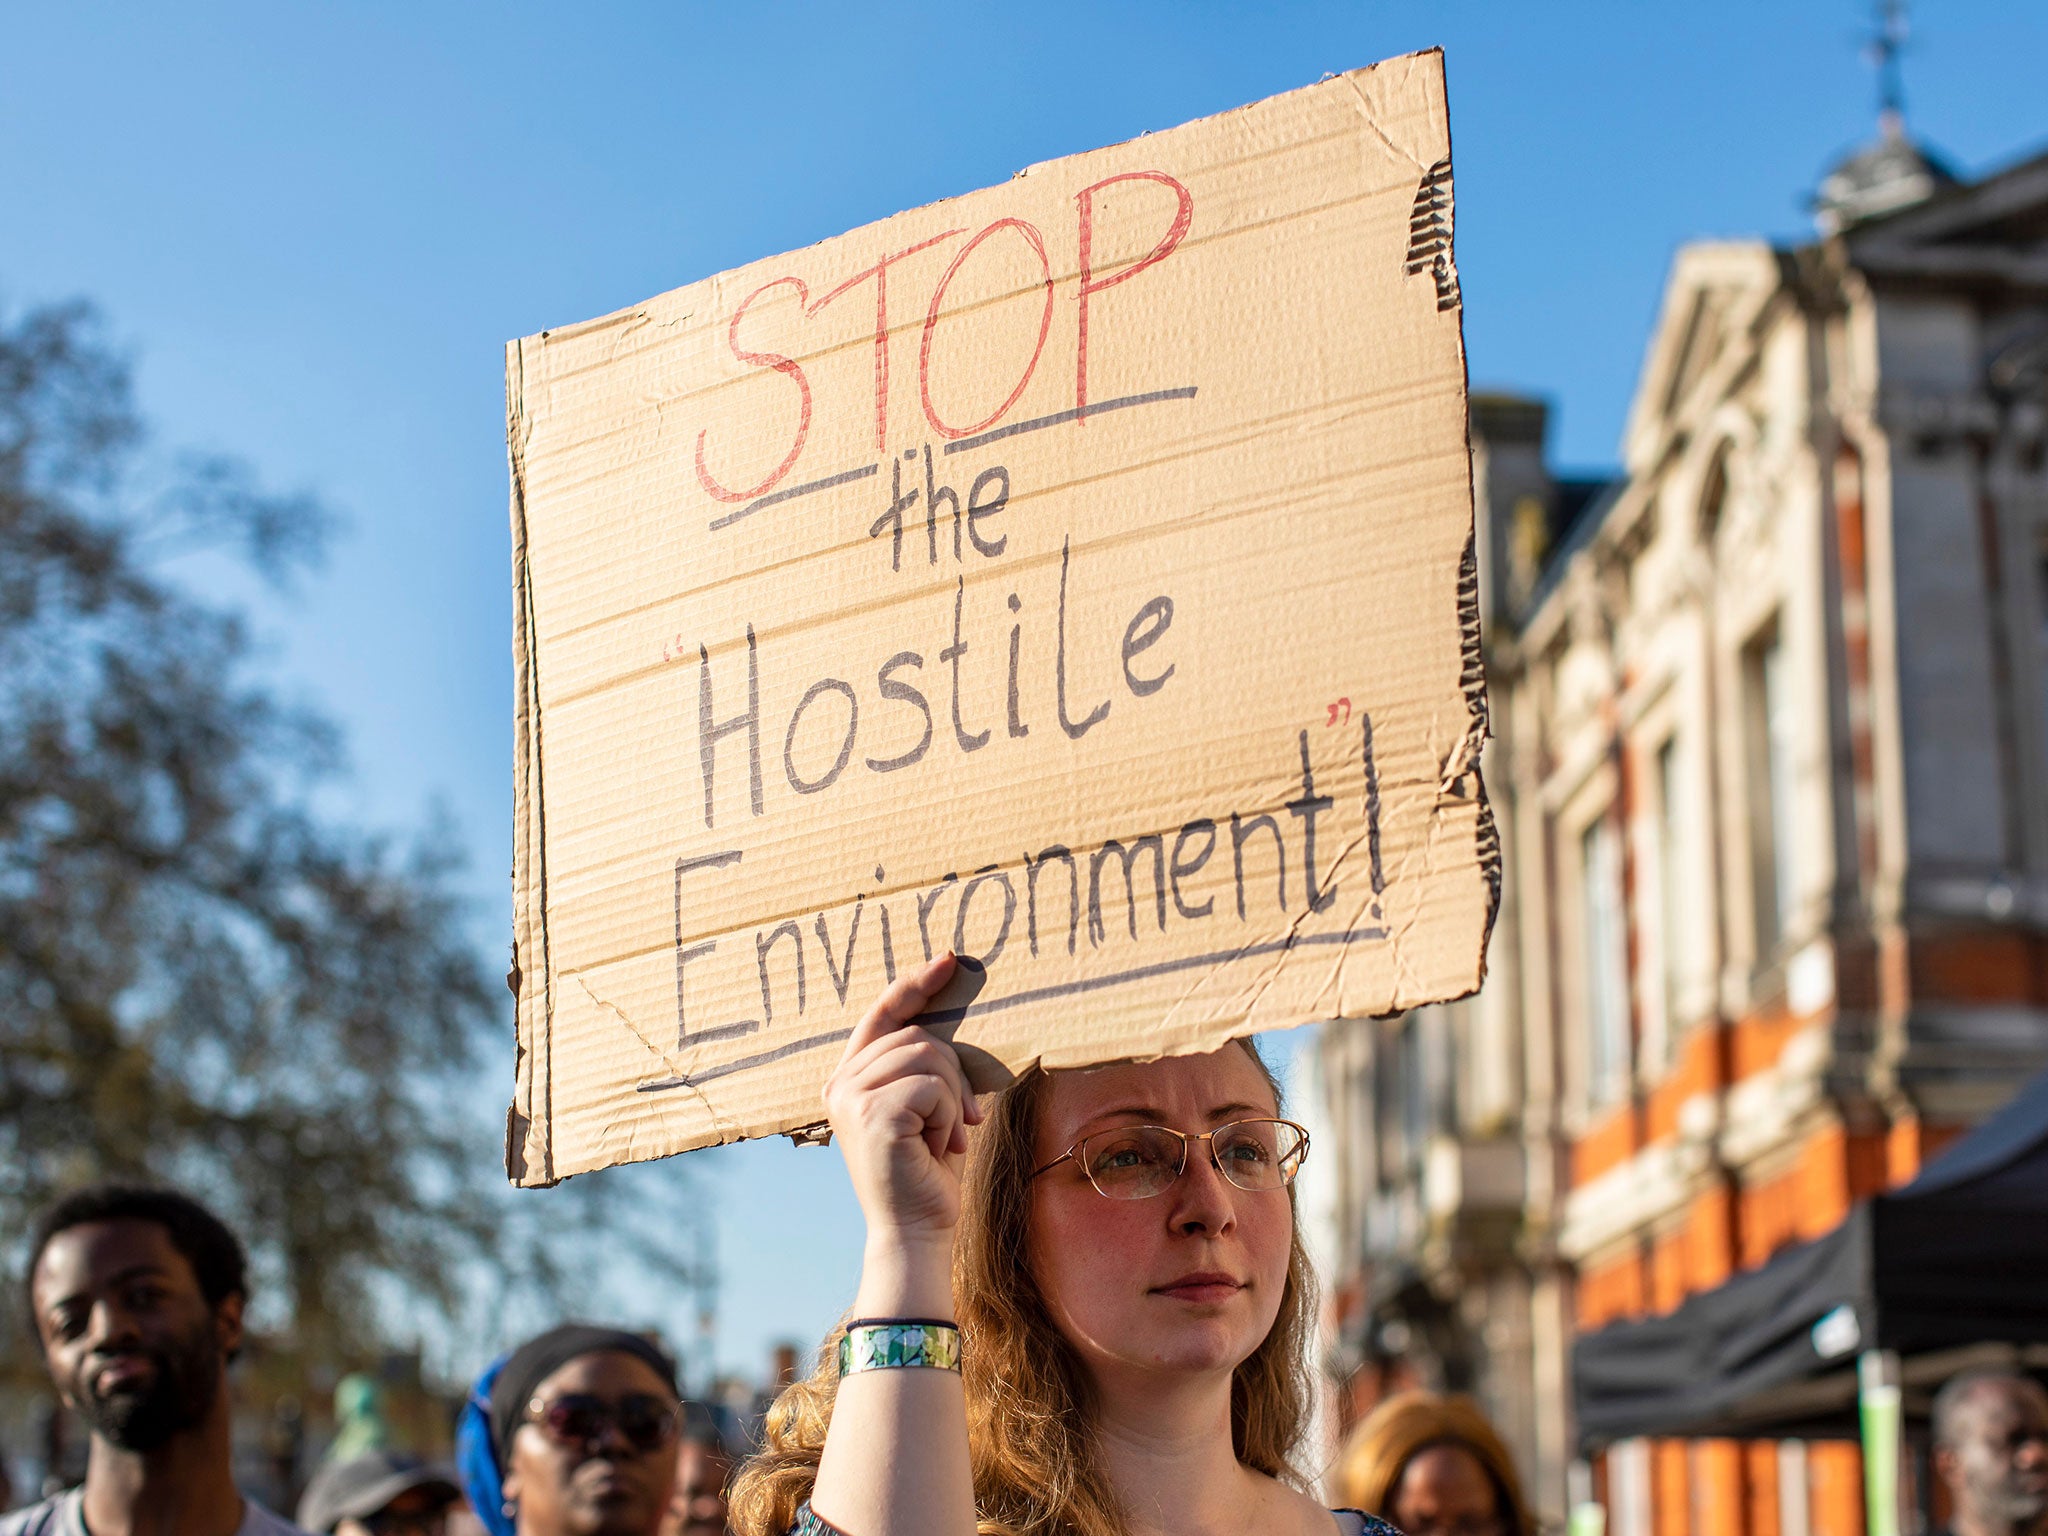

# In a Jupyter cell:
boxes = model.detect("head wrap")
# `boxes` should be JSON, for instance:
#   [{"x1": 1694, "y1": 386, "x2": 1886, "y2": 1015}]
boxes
[
  {"x1": 454, "y1": 1352, "x2": 514, "y2": 1536},
  {"x1": 486, "y1": 1323, "x2": 680, "y2": 1470}
]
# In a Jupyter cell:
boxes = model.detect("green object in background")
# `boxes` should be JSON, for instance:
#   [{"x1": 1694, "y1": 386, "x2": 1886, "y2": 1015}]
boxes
[
  {"x1": 1567, "y1": 1503, "x2": 1608, "y2": 1536},
  {"x1": 326, "y1": 1372, "x2": 391, "y2": 1463},
  {"x1": 1860, "y1": 1350, "x2": 1902, "y2": 1536}
]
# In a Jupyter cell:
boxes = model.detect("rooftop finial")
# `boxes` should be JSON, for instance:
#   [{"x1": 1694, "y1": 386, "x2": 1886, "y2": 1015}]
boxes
[
  {"x1": 1813, "y1": 0, "x2": 1955, "y2": 234},
  {"x1": 1865, "y1": 0, "x2": 1909, "y2": 137}
]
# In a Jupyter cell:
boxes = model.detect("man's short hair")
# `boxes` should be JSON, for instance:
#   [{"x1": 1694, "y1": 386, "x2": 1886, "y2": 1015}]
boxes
[
  {"x1": 22, "y1": 1184, "x2": 249, "y2": 1338},
  {"x1": 1932, "y1": 1367, "x2": 2044, "y2": 1449}
]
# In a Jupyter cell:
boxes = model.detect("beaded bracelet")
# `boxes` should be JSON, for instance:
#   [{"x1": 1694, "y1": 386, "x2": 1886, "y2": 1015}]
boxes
[{"x1": 836, "y1": 1317, "x2": 962, "y2": 1377}]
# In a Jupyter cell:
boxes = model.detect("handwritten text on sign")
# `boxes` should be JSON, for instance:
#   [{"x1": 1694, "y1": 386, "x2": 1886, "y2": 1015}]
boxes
[{"x1": 507, "y1": 52, "x2": 1493, "y2": 1182}]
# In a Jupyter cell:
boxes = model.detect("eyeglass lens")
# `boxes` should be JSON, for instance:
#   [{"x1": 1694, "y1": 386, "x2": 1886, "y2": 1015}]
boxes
[
  {"x1": 1078, "y1": 1119, "x2": 1306, "y2": 1199},
  {"x1": 533, "y1": 1392, "x2": 677, "y2": 1454}
]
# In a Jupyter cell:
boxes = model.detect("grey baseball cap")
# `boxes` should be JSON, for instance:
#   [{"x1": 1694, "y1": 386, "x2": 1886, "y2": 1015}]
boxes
[{"x1": 296, "y1": 1452, "x2": 461, "y2": 1532}]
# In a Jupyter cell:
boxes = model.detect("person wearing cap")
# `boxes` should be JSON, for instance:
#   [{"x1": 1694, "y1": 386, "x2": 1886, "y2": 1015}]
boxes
[
  {"x1": 455, "y1": 1324, "x2": 682, "y2": 1536},
  {"x1": 1336, "y1": 1391, "x2": 1534, "y2": 1536},
  {"x1": 296, "y1": 1453, "x2": 463, "y2": 1536}
]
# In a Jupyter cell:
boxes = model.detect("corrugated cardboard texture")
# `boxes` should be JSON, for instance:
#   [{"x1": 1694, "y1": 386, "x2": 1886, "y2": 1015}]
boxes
[{"x1": 507, "y1": 49, "x2": 1494, "y2": 1184}]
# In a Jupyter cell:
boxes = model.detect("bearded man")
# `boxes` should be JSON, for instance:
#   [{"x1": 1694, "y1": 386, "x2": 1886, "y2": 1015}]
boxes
[{"x1": 4, "y1": 1184, "x2": 310, "y2": 1536}]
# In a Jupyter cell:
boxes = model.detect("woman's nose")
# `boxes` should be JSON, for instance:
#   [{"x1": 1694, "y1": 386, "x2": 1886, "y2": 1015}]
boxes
[{"x1": 1168, "y1": 1143, "x2": 1238, "y2": 1234}]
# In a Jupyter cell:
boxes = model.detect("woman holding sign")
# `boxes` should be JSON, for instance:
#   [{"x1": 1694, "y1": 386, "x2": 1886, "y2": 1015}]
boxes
[{"x1": 729, "y1": 953, "x2": 1390, "y2": 1536}]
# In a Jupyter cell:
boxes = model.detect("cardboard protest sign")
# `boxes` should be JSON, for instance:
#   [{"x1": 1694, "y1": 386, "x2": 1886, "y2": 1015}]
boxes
[{"x1": 506, "y1": 48, "x2": 1496, "y2": 1185}]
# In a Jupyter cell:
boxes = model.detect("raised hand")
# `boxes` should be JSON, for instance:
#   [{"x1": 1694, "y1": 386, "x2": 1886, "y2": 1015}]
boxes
[
  {"x1": 823, "y1": 953, "x2": 986, "y2": 1250},
  {"x1": 811, "y1": 951, "x2": 983, "y2": 1535}
]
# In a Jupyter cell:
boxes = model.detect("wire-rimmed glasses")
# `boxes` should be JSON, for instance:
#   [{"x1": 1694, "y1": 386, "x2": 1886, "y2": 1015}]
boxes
[{"x1": 1030, "y1": 1118, "x2": 1310, "y2": 1199}]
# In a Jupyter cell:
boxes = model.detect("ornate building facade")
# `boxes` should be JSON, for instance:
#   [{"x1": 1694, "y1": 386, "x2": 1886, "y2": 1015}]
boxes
[{"x1": 1308, "y1": 127, "x2": 2048, "y2": 1536}]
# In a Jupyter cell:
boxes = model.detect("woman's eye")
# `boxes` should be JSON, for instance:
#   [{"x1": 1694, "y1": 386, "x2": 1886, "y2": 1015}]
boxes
[
  {"x1": 1096, "y1": 1147, "x2": 1147, "y2": 1170},
  {"x1": 1222, "y1": 1140, "x2": 1271, "y2": 1164}
]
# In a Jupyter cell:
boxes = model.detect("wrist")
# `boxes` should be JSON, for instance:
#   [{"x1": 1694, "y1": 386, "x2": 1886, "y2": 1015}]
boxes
[{"x1": 854, "y1": 1230, "x2": 956, "y2": 1320}]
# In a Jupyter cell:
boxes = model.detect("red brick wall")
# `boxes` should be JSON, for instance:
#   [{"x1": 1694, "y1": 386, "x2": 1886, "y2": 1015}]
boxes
[{"x1": 1567, "y1": 1003, "x2": 1974, "y2": 1536}]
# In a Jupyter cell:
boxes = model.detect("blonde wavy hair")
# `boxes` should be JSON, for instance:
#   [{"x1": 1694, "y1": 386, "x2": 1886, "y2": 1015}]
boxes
[
  {"x1": 728, "y1": 1043, "x2": 1316, "y2": 1536},
  {"x1": 1335, "y1": 1390, "x2": 1534, "y2": 1536}
]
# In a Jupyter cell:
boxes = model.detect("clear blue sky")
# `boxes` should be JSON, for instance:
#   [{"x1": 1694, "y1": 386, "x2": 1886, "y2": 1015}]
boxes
[{"x1": 5, "y1": 1, "x2": 2043, "y2": 1387}]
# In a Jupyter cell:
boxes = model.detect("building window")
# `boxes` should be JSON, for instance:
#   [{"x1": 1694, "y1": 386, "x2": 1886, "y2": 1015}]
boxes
[
  {"x1": 2036, "y1": 545, "x2": 2048, "y2": 772},
  {"x1": 1698, "y1": 445, "x2": 1730, "y2": 542},
  {"x1": 1434, "y1": 1004, "x2": 1463, "y2": 1140},
  {"x1": 1374, "y1": 1016, "x2": 1409, "y2": 1192},
  {"x1": 1742, "y1": 622, "x2": 1798, "y2": 959},
  {"x1": 1370, "y1": 1013, "x2": 1434, "y2": 1192},
  {"x1": 1654, "y1": 733, "x2": 1692, "y2": 1057},
  {"x1": 1581, "y1": 814, "x2": 1631, "y2": 1106}
]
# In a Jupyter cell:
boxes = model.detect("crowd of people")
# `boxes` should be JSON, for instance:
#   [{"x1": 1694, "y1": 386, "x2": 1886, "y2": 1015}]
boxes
[{"x1": 5, "y1": 956, "x2": 2045, "y2": 1536}]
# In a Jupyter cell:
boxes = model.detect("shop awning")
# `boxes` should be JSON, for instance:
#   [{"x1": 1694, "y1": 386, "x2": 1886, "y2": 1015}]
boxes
[{"x1": 1571, "y1": 1069, "x2": 2048, "y2": 1447}]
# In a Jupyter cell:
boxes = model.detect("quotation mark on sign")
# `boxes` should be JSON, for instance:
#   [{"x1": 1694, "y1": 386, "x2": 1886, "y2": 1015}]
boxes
[{"x1": 1325, "y1": 697, "x2": 1351, "y2": 727}]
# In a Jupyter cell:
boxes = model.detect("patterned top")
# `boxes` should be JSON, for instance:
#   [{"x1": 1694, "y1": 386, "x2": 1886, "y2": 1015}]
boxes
[{"x1": 793, "y1": 1500, "x2": 1399, "y2": 1535}]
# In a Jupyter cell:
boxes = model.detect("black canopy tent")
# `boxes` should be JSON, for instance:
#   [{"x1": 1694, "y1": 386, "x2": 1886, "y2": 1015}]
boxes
[{"x1": 1572, "y1": 1069, "x2": 2048, "y2": 1448}]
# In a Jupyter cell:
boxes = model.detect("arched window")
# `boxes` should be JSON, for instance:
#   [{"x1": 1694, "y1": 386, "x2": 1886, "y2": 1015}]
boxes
[{"x1": 1698, "y1": 444, "x2": 1732, "y2": 542}]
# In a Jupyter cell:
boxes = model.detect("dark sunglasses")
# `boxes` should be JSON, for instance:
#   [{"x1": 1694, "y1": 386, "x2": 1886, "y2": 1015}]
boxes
[{"x1": 525, "y1": 1392, "x2": 680, "y2": 1455}]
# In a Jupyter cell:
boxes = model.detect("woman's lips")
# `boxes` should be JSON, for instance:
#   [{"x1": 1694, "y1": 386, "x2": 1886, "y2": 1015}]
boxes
[{"x1": 1152, "y1": 1272, "x2": 1245, "y2": 1303}]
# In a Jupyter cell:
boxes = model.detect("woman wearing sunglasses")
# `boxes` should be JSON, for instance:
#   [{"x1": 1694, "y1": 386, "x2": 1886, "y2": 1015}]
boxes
[
  {"x1": 470, "y1": 1323, "x2": 684, "y2": 1536},
  {"x1": 731, "y1": 953, "x2": 1388, "y2": 1536}
]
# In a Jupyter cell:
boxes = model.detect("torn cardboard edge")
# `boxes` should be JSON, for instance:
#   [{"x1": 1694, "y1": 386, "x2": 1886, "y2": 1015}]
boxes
[{"x1": 506, "y1": 48, "x2": 1492, "y2": 1183}]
